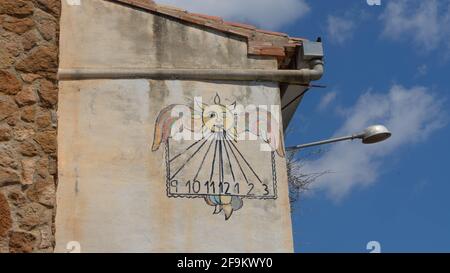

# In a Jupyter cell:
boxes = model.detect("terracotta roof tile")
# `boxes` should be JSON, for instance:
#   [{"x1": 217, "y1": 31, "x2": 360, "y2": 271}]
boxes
[
  {"x1": 119, "y1": 0, "x2": 156, "y2": 10},
  {"x1": 255, "y1": 29, "x2": 289, "y2": 37},
  {"x1": 156, "y1": 3, "x2": 187, "y2": 13},
  {"x1": 224, "y1": 21, "x2": 257, "y2": 30},
  {"x1": 106, "y1": 0, "x2": 306, "y2": 66},
  {"x1": 189, "y1": 13, "x2": 223, "y2": 22}
]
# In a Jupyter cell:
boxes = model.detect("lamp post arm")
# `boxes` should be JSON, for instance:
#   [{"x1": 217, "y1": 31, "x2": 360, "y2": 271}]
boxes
[{"x1": 286, "y1": 133, "x2": 364, "y2": 151}]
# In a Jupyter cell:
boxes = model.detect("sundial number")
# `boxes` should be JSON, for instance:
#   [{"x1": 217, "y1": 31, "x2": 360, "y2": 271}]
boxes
[
  {"x1": 170, "y1": 180, "x2": 273, "y2": 198},
  {"x1": 204, "y1": 181, "x2": 216, "y2": 194},
  {"x1": 247, "y1": 183, "x2": 255, "y2": 195},
  {"x1": 234, "y1": 183, "x2": 240, "y2": 195},
  {"x1": 218, "y1": 182, "x2": 230, "y2": 195},
  {"x1": 170, "y1": 180, "x2": 179, "y2": 193},
  {"x1": 185, "y1": 180, "x2": 201, "y2": 194}
]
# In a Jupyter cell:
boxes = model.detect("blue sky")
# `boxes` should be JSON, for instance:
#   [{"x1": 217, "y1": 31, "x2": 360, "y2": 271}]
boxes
[
  {"x1": 157, "y1": 0, "x2": 450, "y2": 252},
  {"x1": 284, "y1": 0, "x2": 450, "y2": 253}
]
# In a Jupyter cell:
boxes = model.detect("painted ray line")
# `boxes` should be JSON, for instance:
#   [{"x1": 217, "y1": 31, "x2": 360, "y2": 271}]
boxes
[
  {"x1": 170, "y1": 137, "x2": 210, "y2": 181},
  {"x1": 219, "y1": 132, "x2": 225, "y2": 184},
  {"x1": 225, "y1": 132, "x2": 263, "y2": 184},
  {"x1": 224, "y1": 132, "x2": 263, "y2": 185},
  {"x1": 221, "y1": 132, "x2": 236, "y2": 182},
  {"x1": 223, "y1": 133, "x2": 249, "y2": 185},
  {"x1": 193, "y1": 137, "x2": 215, "y2": 181},
  {"x1": 169, "y1": 139, "x2": 203, "y2": 163},
  {"x1": 209, "y1": 136, "x2": 219, "y2": 183},
  {"x1": 169, "y1": 131, "x2": 213, "y2": 163}
]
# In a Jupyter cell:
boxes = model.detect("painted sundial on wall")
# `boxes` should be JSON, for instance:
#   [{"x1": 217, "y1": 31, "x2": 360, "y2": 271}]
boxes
[{"x1": 151, "y1": 94, "x2": 285, "y2": 220}]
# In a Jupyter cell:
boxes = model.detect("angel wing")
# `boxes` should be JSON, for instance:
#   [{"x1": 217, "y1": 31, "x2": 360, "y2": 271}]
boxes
[
  {"x1": 152, "y1": 104, "x2": 179, "y2": 151},
  {"x1": 151, "y1": 104, "x2": 203, "y2": 151},
  {"x1": 152, "y1": 103, "x2": 285, "y2": 158},
  {"x1": 235, "y1": 107, "x2": 285, "y2": 158}
]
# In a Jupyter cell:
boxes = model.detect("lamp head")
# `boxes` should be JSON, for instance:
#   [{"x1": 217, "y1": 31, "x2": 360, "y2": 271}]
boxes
[{"x1": 361, "y1": 125, "x2": 392, "y2": 144}]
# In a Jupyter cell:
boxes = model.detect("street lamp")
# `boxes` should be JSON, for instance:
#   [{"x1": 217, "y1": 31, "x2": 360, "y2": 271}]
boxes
[{"x1": 286, "y1": 125, "x2": 392, "y2": 151}]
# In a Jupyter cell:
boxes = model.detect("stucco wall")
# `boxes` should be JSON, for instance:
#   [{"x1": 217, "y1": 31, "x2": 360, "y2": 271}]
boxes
[
  {"x1": 55, "y1": 0, "x2": 293, "y2": 252},
  {"x1": 59, "y1": 0, "x2": 277, "y2": 70},
  {"x1": 56, "y1": 79, "x2": 293, "y2": 252},
  {"x1": 0, "y1": 0, "x2": 60, "y2": 253}
]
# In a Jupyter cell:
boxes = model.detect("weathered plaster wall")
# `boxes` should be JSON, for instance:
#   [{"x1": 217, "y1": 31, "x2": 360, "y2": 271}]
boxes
[
  {"x1": 56, "y1": 0, "x2": 293, "y2": 252},
  {"x1": 59, "y1": 0, "x2": 278, "y2": 70},
  {"x1": 0, "y1": 0, "x2": 60, "y2": 253},
  {"x1": 56, "y1": 80, "x2": 293, "y2": 252}
]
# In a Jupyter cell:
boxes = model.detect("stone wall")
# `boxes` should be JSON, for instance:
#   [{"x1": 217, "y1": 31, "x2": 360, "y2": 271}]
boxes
[{"x1": 0, "y1": 0, "x2": 60, "y2": 253}]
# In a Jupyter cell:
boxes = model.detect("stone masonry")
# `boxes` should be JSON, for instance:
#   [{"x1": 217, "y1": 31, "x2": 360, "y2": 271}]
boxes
[{"x1": 0, "y1": 0, "x2": 60, "y2": 253}]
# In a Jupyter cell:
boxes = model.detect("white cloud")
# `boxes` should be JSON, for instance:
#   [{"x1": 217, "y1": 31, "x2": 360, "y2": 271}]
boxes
[
  {"x1": 155, "y1": 0, "x2": 310, "y2": 30},
  {"x1": 318, "y1": 91, "x2": 337, "y2": 111},
  {"x1": 416, "y1": 64, "x2": 428, "y2": 77},
  {"x1": 380, "y1": 0, "x2": 450, "y2": 53},
  {"x1": 298, "y1": 85, "x2": 447, "y2": 200},
  {"x1": 326, "y1": 15, "x2": 355, "y2": 45}
]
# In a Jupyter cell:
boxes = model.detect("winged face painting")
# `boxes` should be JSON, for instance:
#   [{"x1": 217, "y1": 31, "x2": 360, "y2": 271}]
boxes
[{"x1": 151, "y1": 94, "x2": 285, "y2": 220}]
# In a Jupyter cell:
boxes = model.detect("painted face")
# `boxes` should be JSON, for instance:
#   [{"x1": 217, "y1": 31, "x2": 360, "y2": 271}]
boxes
[{"x1": 202, "y1": 104, "x2": 235, "y2": 133}]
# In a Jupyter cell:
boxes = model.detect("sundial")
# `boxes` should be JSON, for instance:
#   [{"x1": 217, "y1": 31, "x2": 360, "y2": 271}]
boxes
[{"x1": 152, "y1": 94, "x2": 284, "y2": 220}]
